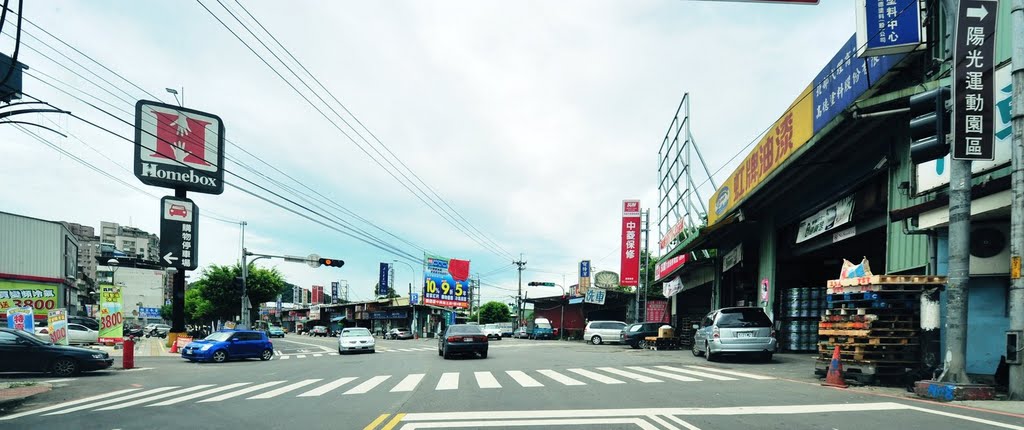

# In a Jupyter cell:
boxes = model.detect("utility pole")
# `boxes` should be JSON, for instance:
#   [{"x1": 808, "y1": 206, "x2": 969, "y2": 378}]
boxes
[
  {"x1": 513, "y1": 256, "x2": 527, "y2": 326},
  {"x1": 1007, "y1": 0, "x2": 1024, "y2": 400},
  {"x1": 641, "y1": 209, "x2": 651, "y2": 323},
  {"x1": 239, "y1": 221, "x2": 249, "y2": 329}
]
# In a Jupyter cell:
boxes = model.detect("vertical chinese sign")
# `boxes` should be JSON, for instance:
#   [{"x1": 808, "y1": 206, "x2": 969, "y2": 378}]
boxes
[
  {"x1": 48, "y1": 309, "x2": 68, "y2": 345},
  {"x1": 620, "y1": 200, "x2": 641, "y2": 287},
  {"x1": 645, "y1": 300, "x2": 669, "y2": 324},
  {"x1": 378, "y1": 263, "x2": 391, "y2": 297},
  {"x1": 952, "y1": 0, "x2": 997, "y2": 160},
  {"x1": 98, "y1": 284, "x2": 124, "y2": 344}
]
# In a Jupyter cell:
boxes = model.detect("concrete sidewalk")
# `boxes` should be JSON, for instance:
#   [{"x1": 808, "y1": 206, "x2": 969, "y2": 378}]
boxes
[
  {"x1": 92, "y1": 337, "x2": 180, "y2": 358},
  {"x1": 0, "y1": 382, "x2": 52, "y2": 414}
]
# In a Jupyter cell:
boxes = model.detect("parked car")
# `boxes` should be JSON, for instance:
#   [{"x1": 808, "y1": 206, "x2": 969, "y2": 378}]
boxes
[
  {"x1": 0, "y1": 328, "x2": 113, "y2": 376},
  {"x1": 35, "y1": 323, "x2": 100, "y2": 345},
  {"x1": 692, "y1": 307, "x2": 776, "y2": 362},
  {"x1": 268, "y1": 326, "x2": 285, "y2": 338},
  {"x1": 620, "y1": 322, "x2": 673, "y2": 349},
  {"x1": 180, "y1": 330, "x2": 275, "y2": 363},
  {"x1": 528, "y1": 318, "x2": 554, "y2": 339},
  {"x1": 69, "y1": 316, "x2": 100, "y2": 332},
  {"x1": 310, "y1": 326, "x2": 329, "y2": 337},
  {"x1": 497, "y1": 322, "x2": 514, "y2": 338},
  {"x1": 514, "y1": 326, "x2": 530, "y2": 339},
  {"x1": 338, "y1": 327, "x2": 376, "y2": 354},
  {"x1": 385, "y1": 328, "x2": 413, "y2": 340},
  {"x1": 482, "y1": 324, "x2": 503, "y2": 340},
  {"x1": 584, "y1": 320, "x2": 627, "y2": 345},
  {"x1": 438, "y1": 324, "x2": 488, "y2": 359}
]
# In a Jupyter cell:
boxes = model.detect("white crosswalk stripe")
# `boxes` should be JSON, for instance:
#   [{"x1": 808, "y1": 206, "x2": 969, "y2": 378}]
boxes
[
  {"x1": 249, "y1": 379, "x2": 323, "y2": 399},
  {"x1": 537, "y1": 369, "x2": 586, "y2": 386},
  {"x1": 97, "y1": 384, "x2": 215, "y2": 410},
  {"x1": 298, "y1": 377, "x2": 357, "y2": 397},
  {"x1": 475, "y1": 371, "x2": 501, "y2": 388},
  {"x1": 313, "y1": 353, "x2": 323, "y2": 357},
  {"x1": 625, "y1": 366, "x2": 701, "y2": 382},
  {"x1": 391, "y1": 374, "x2": 425, "y2": 392},
  {"x1": 296, "y1": 354, "x2": 307, "y2": 358},
  {"x1": 344, "y1": 375, "x2": 391, "y2": 395},
  {"x1": 596, "y1": 367, "x2": 663, "y2": 383},
  {"x1": 567, "y1": 368, "x2": 625, "y2": 384},
  {"x1": 684, "y1": 365, "x2": 775, "y2": 380},
  {"x1": 506, "y1": 370, "x2": 544, "y2": 387},
  {"x1": 149, "y1": 383, "x2": 252, "y2": 406},
  {"x1": 280, "y1": 355, "x2": 290, "y2": 360},
  {"x1": 655, "y1": 365, "x2": 737, "y2": 381},
  {"x1": 0, "y1": 388, "x2": 141, "y2": 421},
  {"x1": 46, "y1": 386, "x2": 179, "y2": 415},
  {"x1": 199, "y1": 381, "x2": 287, "y2": 402},
  {"x1": 436, "y1": 372, "x2": 460, "y2": 390}
]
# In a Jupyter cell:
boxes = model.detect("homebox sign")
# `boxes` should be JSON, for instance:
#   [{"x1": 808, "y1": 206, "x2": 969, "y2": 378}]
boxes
[
  {"x1": 134, "y1": 100, "x2": 225, "y2": 194},
  {"x1": 159, "y1": 196, "x2": 199, "y2": 271}
]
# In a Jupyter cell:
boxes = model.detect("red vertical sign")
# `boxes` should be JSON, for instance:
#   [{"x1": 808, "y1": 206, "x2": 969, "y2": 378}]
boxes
[
  {"x1": 620, "y1": 200, "x2": 641, "y2": 287},
  {"x1": 312, "y1": 286, "x2": 323, "y2": 304},
  {"x1": 646, "y1": 300, "x2": 669, "y2": 324}
]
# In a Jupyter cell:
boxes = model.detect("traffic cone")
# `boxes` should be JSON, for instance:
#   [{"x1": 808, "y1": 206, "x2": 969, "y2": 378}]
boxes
[
  {"x1": 822, "y1": 345, "x2": 847, "y2": 388},
  {"x1": 169, "y1": 339, "x2": 179, "y2": 353}
]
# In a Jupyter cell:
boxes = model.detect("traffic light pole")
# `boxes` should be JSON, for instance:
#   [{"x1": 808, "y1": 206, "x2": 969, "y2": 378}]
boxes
[
  {"x1": 1007, "y1": 0, "x2": 1024, "y2": 400},
  {"x1": 240, "y1": 250, "x2": 345, "y2": 329}
]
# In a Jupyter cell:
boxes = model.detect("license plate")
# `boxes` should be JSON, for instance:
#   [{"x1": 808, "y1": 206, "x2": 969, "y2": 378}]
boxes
[
  {"x1": 738, "y1": 332, "x2": 754, "y2": 338},
  {"x1": 185, "y1": 350, "x2": 192, "y2": 354},
  {"x1": 463, "y1": 338, "x2": 474, "y2": 342}
]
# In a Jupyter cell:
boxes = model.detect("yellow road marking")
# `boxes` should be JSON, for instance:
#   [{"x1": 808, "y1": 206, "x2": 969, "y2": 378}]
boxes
[
  {"x1": 381, "y1": 413, "x2": 406, "y2": 430},
  {"x1": 363, "y1": 414, "x2": 390, "y2": 430}
]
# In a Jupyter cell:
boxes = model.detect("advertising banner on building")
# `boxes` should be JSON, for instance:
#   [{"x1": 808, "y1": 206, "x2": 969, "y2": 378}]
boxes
[
  {"x1": 310, "y1": 304, "x2": 321, "y2": 320},
  {"x1": 584, "y1": 288, "x2": 606, "y2": 305},
  {"x1": 659, "y1": 218, "x2": 686, "y2": 251},
  {"x1": 655, "y1": 253, "x2": 690, "y2": 281},
  {"x1": 855, "y1": 0, "x2": 923, "y2": 57},
  {"x1": 98, "y1": 284, "x2": 124, "y2": 344},
  {"x1": 378, "y1": 263, "x2": 391, "y2": 297},
  {"x1": 646, "y1": 300, "x2": 669, "y2": 324},
  {"x1": 578, "y1": 260, "x2": 591, "y2": 296},
  {"x1": 312, "y1": 286, "x2": 323, "y2": 304},
  {"x1": 331, "y1": 282, "x2": 338, "y2": 304},
  {"x1": 722, "y1": 244, "x2": 743, "y2": 272},
  {"x1": 0, "y1": 280, "x2": 59, "y2": 318},
  {"x1": 796, "y1": 195, "x2": 855, "y2": 243},
  {"x1": 5, "y1": 306, "x2": 34, "y2": 331},
  {"x1": 620, "y1": 200, "x2": 641, "y2": 287},
  {"x1": 423, "y1": 254, "x2": 471, "y2": 309},
  {"x1": 47, "y1": 309, "x2": 68, "y2": 345},
  {"x1": 663, "y1": 277, "x2": 684, "y2": 298},
  {"x1": 813, "y1": 35, "x2": 903, "y2": 133}
]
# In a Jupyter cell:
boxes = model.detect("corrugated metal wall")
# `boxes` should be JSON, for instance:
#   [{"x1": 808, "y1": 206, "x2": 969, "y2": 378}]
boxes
[
  {"x1": 886, "y1": 137, "x2": 930, "y2": 273},
  {"x1": 0, "y1": 212, "x2": 65, "y2": 279}
]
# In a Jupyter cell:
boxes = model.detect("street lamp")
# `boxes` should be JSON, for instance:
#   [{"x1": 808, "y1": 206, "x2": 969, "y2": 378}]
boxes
[{"x1": 165, "y1": 87, "x2": 183, "y2": 106}]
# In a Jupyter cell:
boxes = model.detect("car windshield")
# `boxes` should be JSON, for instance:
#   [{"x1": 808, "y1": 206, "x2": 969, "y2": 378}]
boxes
[
  {"x1": 447, "y1": 325, "x2": 483, "y2": 334},
  {"x1": 270, "y1": 326, "x2": 282, "y2": 330},
  {"x1": 716, "y1": 309, "x2": 773, "y2": 328},
  {"x1": 395, "y1": 328, "x2": 409, "y2": 332},
  {"x1": 536, "y1": 322, "x2": 551, "y2": 329},
  {"x1": 342, "y1": 329, "x2": 371, "y2": 337},
  {"x1": 205, "y1": 332, "x2": 234, "y2": 342}
]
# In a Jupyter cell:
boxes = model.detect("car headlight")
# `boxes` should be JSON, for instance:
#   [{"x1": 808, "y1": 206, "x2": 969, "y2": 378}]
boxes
[
  {"x1": 91, "y1": 354, "x2": 105, "y2": 359},
  {"x1": 200, "y1": 344, "x2": 213, "y2": 351}
]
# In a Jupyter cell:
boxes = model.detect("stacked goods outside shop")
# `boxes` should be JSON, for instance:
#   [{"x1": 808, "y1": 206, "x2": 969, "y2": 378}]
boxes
[{"x1": 779, "y1": 287, "x2": 827, "y2": 352}]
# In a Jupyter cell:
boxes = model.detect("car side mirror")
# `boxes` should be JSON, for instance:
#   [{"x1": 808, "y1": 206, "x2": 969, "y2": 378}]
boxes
[{"x1": 692, "y1": 324, "x2": 700, "y2": 330}]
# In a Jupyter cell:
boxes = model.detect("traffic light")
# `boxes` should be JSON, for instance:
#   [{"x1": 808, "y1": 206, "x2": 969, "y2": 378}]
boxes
[
  {"x1": 317, "y1": 258, "x2": 345, "y2": 268},
  {"x1": 909, "y1": 86, "x2": 951, "y2": 164}
]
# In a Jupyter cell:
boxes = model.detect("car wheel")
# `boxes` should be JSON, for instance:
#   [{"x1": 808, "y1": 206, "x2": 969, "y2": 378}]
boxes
[
  {"x1": 480, "y1": 350, "x2": 488, "y2": 359},
  {"x1": 260, "y1": 349, "x2": 273, "y2": 361},
  {"x1": 438, "y1": 347, "x2": 443, "y2": 356},
  {"x1": 629, "y1": 342, "x2": 640, "y2": 349},
  {"x1": 761, "y1": 352, "x2": 773, "y2": 362},
  {"x1": 339, "y1": 347, "x2": 344, "y2": 355},
  {"x1": 51, "y1": 357, "x2": 78, "y2": 377},
  {"x1": 639, "y1": 340, "x2": 649, "y2": 349},
  {"x1": 705, "y1": 342, "x2": 716, "y2": 362},
  {"x1": 692, "y1": 341, "x2": 704, "y2": 357},
  {"x1": 591, "y1": 335, "x2": 603, "y2": 345},
  {"x1": 212, "y1": 350, "x2": 228, "y2": 363},
  {"x1": 442, "y1": 346, "x2": 451, "y2": 359}
]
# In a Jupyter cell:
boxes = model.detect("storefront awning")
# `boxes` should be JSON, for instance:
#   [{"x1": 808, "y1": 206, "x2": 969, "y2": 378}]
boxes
[{"x1": 655, "y1": 213, "x2": 742, "y2": 282}]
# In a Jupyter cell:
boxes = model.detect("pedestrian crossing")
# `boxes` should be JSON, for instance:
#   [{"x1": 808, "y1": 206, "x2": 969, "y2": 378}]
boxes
[
  {"x1": 275, "y1": 343, "x2": 542, "y2": 359},
  {"x1": 0, "y1": 365, "x2": 775, "y2": 421}
]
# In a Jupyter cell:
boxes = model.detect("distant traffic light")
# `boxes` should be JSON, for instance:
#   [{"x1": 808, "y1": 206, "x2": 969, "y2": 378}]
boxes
[
  {"x1": 318, "y1": 258, "x2": 345, "y2": 268},
  {"x1": 909, "y1": 86, "x2": 951, "y2": 164},
  {"x1": 528, "y1": 281, "x2": 556, "y2": 287}
]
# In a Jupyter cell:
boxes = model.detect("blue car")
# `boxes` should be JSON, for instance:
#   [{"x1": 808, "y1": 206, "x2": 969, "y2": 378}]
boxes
[
  {"x1": 181, "y1": 330, "x2": 275, "y2": 363},
  {"x1": 268, "y1": 326, "x2": 285, "y2": 338}
]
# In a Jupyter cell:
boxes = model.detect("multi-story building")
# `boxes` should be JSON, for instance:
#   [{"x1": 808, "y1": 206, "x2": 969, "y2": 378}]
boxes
[
  {"x1": 96, "y1": 262, "x2": 168, "y2": 324},
  {"x1": 0, "y1": 211, "x2": 81, "y2": 319},
  {"x1": 100, "y1": 221, "x2": 159, "y2": 262},
  {"x1": 62, "y1": 222, "x2": 100, "y2": 305}
]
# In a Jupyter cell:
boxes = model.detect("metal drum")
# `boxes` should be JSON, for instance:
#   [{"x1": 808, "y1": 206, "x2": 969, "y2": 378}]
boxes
[{"x1": 785, "y1": 289, "x2": 802, "y2": 317}]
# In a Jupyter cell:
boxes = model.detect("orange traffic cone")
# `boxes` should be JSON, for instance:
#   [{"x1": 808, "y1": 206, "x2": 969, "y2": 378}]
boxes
[
  {"x1": 169, "y1": 339, "x2": 179, "y2": 353},
  {"x1": 822, "y1": 345, "x2": 847, "y2": 388}
]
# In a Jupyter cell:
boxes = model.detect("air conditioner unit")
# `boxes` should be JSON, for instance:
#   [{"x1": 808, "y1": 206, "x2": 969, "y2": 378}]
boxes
[{"x1": 970, "y1": 223, "x2": 1010, "y2": 275}]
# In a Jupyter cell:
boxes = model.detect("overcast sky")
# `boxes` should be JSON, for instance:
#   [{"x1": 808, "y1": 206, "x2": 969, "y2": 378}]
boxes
[{"x1": 0, "y1": 1, "x2": 858, "y2": 306}]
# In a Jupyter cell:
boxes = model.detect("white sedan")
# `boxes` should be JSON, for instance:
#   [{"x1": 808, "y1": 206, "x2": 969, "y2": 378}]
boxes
[
  {"x1": 35, "y1": 323, "x2": 99, "y2": 345},
  {"x1": 337, "y1": 327, "x2": 375, "y2": 354}
]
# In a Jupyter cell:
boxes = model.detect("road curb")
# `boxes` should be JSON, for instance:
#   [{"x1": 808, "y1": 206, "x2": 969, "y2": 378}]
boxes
[{"x1": 0, "y1": 383, "x2": 52, "y2": 415}]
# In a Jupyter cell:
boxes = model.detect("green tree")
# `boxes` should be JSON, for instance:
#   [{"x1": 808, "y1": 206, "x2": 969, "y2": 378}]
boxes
[
  {"x1": 185, "y1": 285, "x2": 213, "y2": 323},
  {"x1": 476, "y1": 301, "x2": 512, "y2": 324},
  {"x1": 159, "y1": 304, "x2": 172, "y2": 321},
  {"x1": 190, "y1": 263, "x2": 288, "y2": 322}
]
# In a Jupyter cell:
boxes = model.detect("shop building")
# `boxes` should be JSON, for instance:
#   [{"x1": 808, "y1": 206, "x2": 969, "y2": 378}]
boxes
[{"x1": 0, "y1": 211, "x2": 80, "y2": 320}]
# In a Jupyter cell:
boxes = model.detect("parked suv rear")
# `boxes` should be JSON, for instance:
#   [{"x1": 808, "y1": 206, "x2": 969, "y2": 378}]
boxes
[
  {"x1": 692, "y1": 307, "x2": 776, "y2": 362},
  {"x1": 620, "y1": 322, "x2": 671, "y2": 349},
  {"x1": 585, "y1": 321, "x2": 627, "y2": 345}
]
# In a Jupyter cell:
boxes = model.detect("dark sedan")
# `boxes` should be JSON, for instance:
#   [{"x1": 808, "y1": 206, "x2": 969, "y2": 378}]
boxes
[
  {"x1": 0, "y1": 328, "x2": 114, "y2": 377},
  {"x1": 620, "y1": 322, "x2": 673, "y2": 349},
  {"x1": 438, "y1": 324, "x2": 488, "y2": 359}
]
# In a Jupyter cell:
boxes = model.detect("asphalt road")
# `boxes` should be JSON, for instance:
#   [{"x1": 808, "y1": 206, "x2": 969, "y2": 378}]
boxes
[{"x1": 2, "y1": 335, "x2": 1024, "y2": 430}]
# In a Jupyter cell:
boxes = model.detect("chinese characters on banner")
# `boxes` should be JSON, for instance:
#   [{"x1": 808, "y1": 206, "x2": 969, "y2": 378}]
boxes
[
  {"x1": 856, "y1": 0, "x2": 923, "y2": 57},
  {"x1": 98, "y1": 284, "x2": 124, "y2": 344},
  {"x1": 620, "y1": 200, "x2": 641, "y2": 287},
  {"x1": 646, "y1": 300, "x2": 669, "y2": 324},
  {"x1": 5, "y1": 306, "x2": 34, "y2": 331},
  {"x1": 578, "y1": 260, "x2": 591, "y2": 296},
  {"x1": 331, "y1": 282, "x2": 338, "y2": 304},
  {"x1": 48, "y1": 309, "x2": 68, "y2": 345},
  {"x1": 312, "y1": 286, "x2": 323, "y2": 304},
  {"x1": 584, "y1": 288, "x2": 606, "y2": 305},
  {"x1": 952, "y1": 0, "x2": 997, "y2": 160},
  {"x1": 378, "y1": 263, "x2": 391, "y2": 297},
  {"x1": 0, "y1": 280, "x2": 59, "y2": 317},
  {"x1": 423, "y1": 254, "x2": 471, "y2": 309}
]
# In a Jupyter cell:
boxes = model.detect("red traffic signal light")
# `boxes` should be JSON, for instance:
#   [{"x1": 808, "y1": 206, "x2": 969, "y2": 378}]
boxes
[{"x1": 318, "y1": 258, "x2": 345, "y2": 268}]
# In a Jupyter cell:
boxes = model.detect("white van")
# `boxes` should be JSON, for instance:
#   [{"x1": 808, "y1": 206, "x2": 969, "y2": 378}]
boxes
[{"x1": 584, "y1": 320, "x2": 627, "y2": 345}]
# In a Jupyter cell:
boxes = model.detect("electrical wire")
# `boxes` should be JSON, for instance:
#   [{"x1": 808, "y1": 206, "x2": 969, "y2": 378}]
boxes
[{"x1": 0, "y1": 0, "x2": 22, "y2": 99}]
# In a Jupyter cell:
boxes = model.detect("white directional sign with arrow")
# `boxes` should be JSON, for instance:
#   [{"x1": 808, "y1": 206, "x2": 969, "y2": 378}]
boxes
[{"x1": 159, "y1": 196, "x2": 199, "y2": 271}]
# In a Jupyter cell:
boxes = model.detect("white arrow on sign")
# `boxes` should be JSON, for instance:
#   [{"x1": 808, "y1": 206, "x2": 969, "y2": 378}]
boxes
[
  {"x1": 967, "y1": 5, "x2": 988, "y2": 20},
  {"x1": 163, "y1": 252, "x2": 179, "y2": 265}
]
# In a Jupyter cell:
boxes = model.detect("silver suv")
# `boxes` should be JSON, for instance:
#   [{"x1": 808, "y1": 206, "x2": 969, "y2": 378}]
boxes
[
  {"x1": 692, "y1": 307, "x2": 776, "y2": 362},
  {"x1": 584, "y1": 320, "x2": 627, "y2": 345}
]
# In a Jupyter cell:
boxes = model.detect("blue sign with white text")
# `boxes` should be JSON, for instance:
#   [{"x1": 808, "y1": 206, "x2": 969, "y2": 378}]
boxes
[
  {"x1": 331, "y1": 282, "x2": 338, "y2": 304},
  {"x1": 411, "y1": 293, "x2": 420, "y2": 305},
  {"x1": 139, "y1": 307, "x2": 161, "y2": 319},
  {"x1": 579, "y1": 260, "x2": 591, "y2": 278},
  {"x1": 378, "y1": 263, "x2": 390, "y2": 297},
  {"x1": 861, "y1": 0, "x2": 922, "y2": 55},
  {"x1": 813, "y1": 35, "x2": 904, "y2": 133}
]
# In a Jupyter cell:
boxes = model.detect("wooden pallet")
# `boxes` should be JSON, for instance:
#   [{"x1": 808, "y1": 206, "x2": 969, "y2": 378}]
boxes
[
  {"x1": 818, "y1": 351, "x2": 918, "y2": 363},
  {"x1": 819, "y1": 321, "x2": 918, "y2": 330},
  {"x1": 818, "y1": 328, "x2": 918, "y2": 337},
  {"x1": 823, "y1": 309, "x2": 919, "y2": 319},
  {"x1": 644, "y1": 337, "x2": 680, "y2": 351},
  {"x1": 826, "y1": 275, "x2": 947, "y2": 288},
  {"x1": 819, "y1": 343, "x2": 920, "y2": 353},
  {"x1": 828, "y1": 291, "x2": 922, "y2": 301},
  {"x1": 828, "y1": 300, "x2": 918, "y2": 310},
  {"x1": 821, "y1": 337, "x2": 918, "y2": 346},
  {"x1": 814, "y1": 358, "x2": 916, "y2": 376}
]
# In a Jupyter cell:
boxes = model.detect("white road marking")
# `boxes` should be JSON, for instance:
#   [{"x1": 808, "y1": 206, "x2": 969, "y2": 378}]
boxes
[
  {"x1": 148, "y1": 383, "x2": 251, "y2": 406},
  {"x1": 648, "y1": 415, "x2": 681, "y2": 430},
  {"x1": 398, "y1": 418, "x2": 659, "y2": 429},
  {"x1": 567, "y1": 368, "x2": 625, "y2": 384},
  {"x1": 665, "y1": 415, "x2": 703, "y2": 430},
  {"x1": 42, "y1": 378, "x2": 76, "y2": 383},
  {"x1": 505, "y1": 370, "x2": 544, "y2": 387},
  {"x1": 344, "y1": 375, "x2": 391, "y2": 395},
  {"x1": 436, "y1": 372, "x2": 460, "y2": 390},
  {"x1": 296, "y1": 354, "x2": 307, "y2": 358},
  {"x1": 684, "y1": 365, "x2": 775, "y2": 380},
  {"x1": 397, "y1": 349, "x2": 414, "y2": 352},
  {"x1": 0, "y1": 388, "x2": 140, "y2": 421},
  {"x1": 474, "y1": 371, "x2": 501, "y2": 389},
  {"x1": 298, "y1": 377, "x2": 357, "y2": 397},
  {"x1": 274, "y1": 350, "x2": 282, "y2": 356},
  {"x1": 905, "y1": 405, "x2": 1024, "y2": 430},
  {"x1": 272, "y1": 338, "x2": 334, "y2": 352},
  {"x1": 597, "y1": 367, "x2": 663, "y2": 383},
  {"x1": 626, "y1": 366, "x2": 700, "y2": 382},
  {"x1": 391, "y1": 374, "x2": 426, "y2": 392},
  {"x1": 122, "y1": 367, "x2": 153, "y2": 372},
  {"x1": 280, "y1": 355, "x2": 290, "y2": 360},
  {"x1": 248, "y1": 379, "x2": 322, "y2": 399},
  {"x1": 198, "y1": 381, "x2": 287, "y2": 402},
  {"x1": 313, "y1": 354, "x2": 323, "y2": 357},
  {"x1": 96, "y1": 384, "x2": 214, "y2": 410},
  {"x1": 537, "y1": 369, "x2": 586, "y2": 386},
  {"x1": 655, "y1": 366, "x2": 738, "y2": 381},
  {"x1": 45, "y1": 387, "x2": 178, "y2": 415}
]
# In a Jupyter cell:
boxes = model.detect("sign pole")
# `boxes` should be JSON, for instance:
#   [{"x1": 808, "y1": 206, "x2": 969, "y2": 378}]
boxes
[
  {"x1": 1007, "y1": 0, "x2": 1024, "y2": 400},
  {"x1": 170, "y1": 188, "x2": 188, "y2": 345}
]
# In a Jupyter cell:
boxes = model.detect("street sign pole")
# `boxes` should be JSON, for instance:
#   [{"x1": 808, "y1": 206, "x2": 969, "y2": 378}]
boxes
[
  {"x1": 171, "y1": 189, "x2": 187, "y2": 341},
  {"x1": 1007, "y1": 0, "x2": 1024, "y2": 400}
]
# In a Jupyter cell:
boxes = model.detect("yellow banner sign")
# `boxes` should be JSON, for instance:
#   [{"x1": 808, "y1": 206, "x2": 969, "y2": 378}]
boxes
[
  {"x1": 0, "y1": 280, "x2": 60, "y2": 317},
  {"x1": 707, "y1": 85, "x2": 814, "y2": 225}
]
